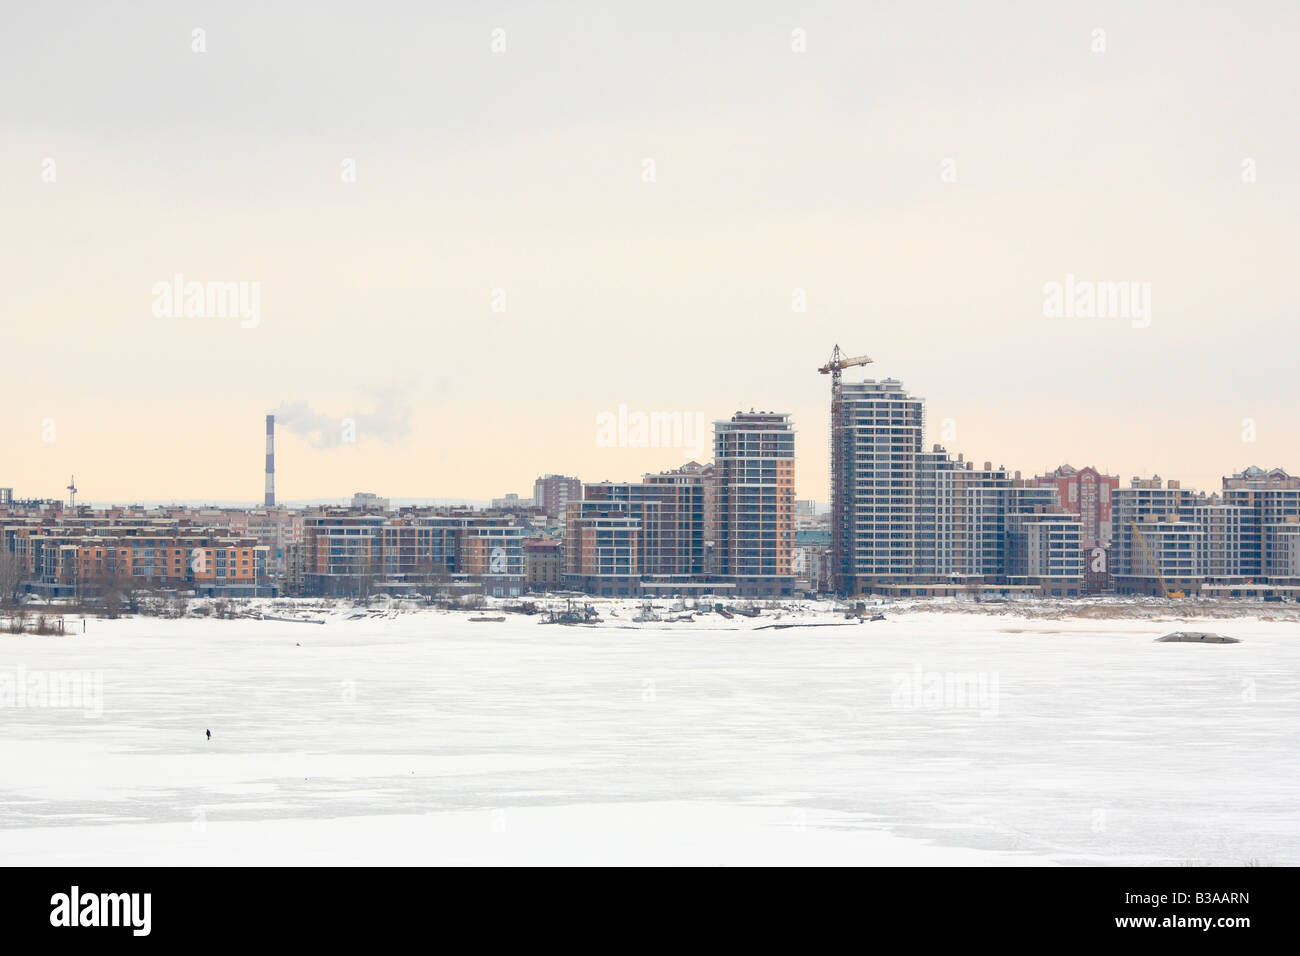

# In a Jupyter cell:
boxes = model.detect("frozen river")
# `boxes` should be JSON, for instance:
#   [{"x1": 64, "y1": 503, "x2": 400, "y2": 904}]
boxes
[{"x1": 1, "y1": 608, "x2": 1296, "y2": 865}]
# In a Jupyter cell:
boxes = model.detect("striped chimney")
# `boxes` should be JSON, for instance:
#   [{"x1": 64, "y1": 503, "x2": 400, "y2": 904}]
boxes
[{"x1": 264, "y1": 414, "x2": 276, "y2": 507}]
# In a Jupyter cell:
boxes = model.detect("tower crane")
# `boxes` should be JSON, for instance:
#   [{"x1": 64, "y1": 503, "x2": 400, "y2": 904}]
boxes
[
  {"x1": 818, "y1": 345, "x2": 874, "y2": 391},
  {"x1": 1129, "y1": 520, "x2": 1186, "y2": 599}
]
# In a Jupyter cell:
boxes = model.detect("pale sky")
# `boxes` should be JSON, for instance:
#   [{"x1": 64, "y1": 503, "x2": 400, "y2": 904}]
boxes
[{"x1": 3, "y1": 2, "x2": 1298, "y2": 504}]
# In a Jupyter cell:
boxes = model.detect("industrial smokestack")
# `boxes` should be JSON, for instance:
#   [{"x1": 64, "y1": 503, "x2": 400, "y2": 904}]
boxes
[{"x1": 265, "y1": 414, "x2": 276, "y2": 507}]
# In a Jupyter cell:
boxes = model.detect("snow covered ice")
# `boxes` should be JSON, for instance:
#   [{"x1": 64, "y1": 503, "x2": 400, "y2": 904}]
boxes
[{"x1": 1, "y1": 603, "x2": 1296, "y2": 865}]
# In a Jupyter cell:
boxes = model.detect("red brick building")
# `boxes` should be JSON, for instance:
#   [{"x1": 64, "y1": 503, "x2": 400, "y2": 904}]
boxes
[{"x1": 1036, "y1": 465, "x2": 1119, "y2": 592}]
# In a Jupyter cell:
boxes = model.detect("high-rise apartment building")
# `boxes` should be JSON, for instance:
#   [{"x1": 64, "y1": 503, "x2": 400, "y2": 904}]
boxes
[
  {"x1": 831, "y1": 379, "x2": 923, "y2": 593},
  {"x1": 915, "y1": 450, "x2": 1014, "y2": 581},
  {"x1": 533, "y1": 475, "x2": 583, "y2": 520},
  {"x1": 830, "y1": 377, "x2": 1083, "y2": 596},
  {"x1": 711, "y1": 411, "x2": 795, "y2": 596}
]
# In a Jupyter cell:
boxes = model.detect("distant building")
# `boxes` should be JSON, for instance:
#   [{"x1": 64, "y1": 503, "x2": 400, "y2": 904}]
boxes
[
  {"x1": 1110, "y1": 477, "x2": 1250, "y2": 596},
  {"x1": 792, "y1": 529, "x2": 832, "y2": 593},
  {"x1": 226, "y1": 506, "x2": 303, "y2": 592},
  {"x1": 1104, "y1": 468, "x2": 1300, "y2": 600},
  {"x1": 533, "y1": 475, "x2": 583, "y2": 520},
  {"x1": 829, "y1": 377, "x2": 1084, "y2": 597},
  {"x1": 1004, "y1": 511, "x2": 1084, "y2": 596},
  {"x1": 350, "y1": 492, "x2": 389, "y2": 512},
  {"x1": 564, "y1": 502, "x2": 641, "y2": 596},
  {"x1": 1221, "y1": 466, "x2": 1300, "y2": 581},
  {"x1": 302, "y1": 510, "x2": 525, "y2": 598},
  {"x1": 2, "y1": 517, "x2": 274, "y2": 598},
  {"x1": 1035, "y1": 465, "x2": 1118, "y2": 547},
  {"x1": 1033, "y1": 465, "x2": 1118, "y2": 592},
  {"x1": 794, "y1": 499, "x2": 827, "y2": 533},
  {"x1": 566, "y1": 462, "x2": 710, "y2": 596},
  {"x1": 831, "y1": 379, "x2": 924, "y2": 592},
  {"x1": 712, "y1": 411, "x2": 796, "y2": 597},
  {"x1": 524, "y1": 537, "x2": 562, "y2": 592},
  {"x1": 914, "y1": 450, "x2": 1015, "y2": 582}
]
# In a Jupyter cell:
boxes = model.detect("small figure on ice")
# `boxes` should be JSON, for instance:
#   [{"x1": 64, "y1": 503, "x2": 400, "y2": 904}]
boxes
[{"x1": 205, "y1": 729, "x2": 211, "y2": 741}]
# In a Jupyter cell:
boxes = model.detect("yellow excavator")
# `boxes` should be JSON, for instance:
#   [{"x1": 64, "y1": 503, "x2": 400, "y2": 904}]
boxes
[{"x1": 1130, "y1": 520, "x2": 1186, "y2": 599}]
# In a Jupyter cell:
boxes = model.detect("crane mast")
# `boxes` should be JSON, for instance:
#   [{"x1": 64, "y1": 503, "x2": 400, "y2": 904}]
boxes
[{"x1": 1129, "y1": 519, "x2": 1185, "y2": 599}]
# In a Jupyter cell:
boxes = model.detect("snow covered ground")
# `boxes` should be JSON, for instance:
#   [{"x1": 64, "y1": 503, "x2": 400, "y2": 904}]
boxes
[{"x1": 1, "y1": 603, "x2": 1296, "y2": 865}]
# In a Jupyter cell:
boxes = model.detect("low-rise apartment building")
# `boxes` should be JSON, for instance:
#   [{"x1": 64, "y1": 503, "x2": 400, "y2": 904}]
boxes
[
  {"x1": 564, "y1": 502, "x2": 641, "y2": 596},
  {"x1": 301, "y1": 510, "x2": 526, "y2": 597},
  {"x1": 2, "y1": 517, "x2": 273, "y2": 598},
  {"x1": 524, "y1": 536, "x2": 562, "y2": 592}
]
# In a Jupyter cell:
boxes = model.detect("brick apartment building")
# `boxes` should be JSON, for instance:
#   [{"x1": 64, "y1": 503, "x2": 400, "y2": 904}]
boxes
[
  {"x1": 523, "y1": 536, "x2": 562, "y2": 592},
  {"x1": 1, "y1": 517, "x2": 273, "y2": 598},
  {"x1": 533, "y1": 475, "x2": 583, "y2": 520},
  {"x1": 301, "y1": 509, "x2": 526, "y2": 598}
]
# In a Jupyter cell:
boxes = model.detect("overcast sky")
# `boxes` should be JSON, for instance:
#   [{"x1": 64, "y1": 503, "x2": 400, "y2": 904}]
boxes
[{"x1": 3, "y1": 1, "x2": 1298, "y2": 503}]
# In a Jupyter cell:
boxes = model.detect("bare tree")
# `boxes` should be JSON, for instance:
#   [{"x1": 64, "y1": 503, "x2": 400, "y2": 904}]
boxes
[
  {"x1": 0, "y1": 551, "x2": 27, "y2": 608},
  {"x1": 166, "y1": 592, "x2": 189, "y2": 619},
  {"x1": 352, "y1": 552, "x2": 383, "y2": 601},
  {"x1": 86, "y1": 568, "x2": 133, "y2": 618}
]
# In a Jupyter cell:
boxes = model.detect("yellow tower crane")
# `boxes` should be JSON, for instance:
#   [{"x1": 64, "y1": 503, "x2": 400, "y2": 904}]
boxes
[
  {"x1": 818, "y1": 345, "x2": 874, "y2": 388},
  {"x1": 1129, "y1": 519, "x2": 1186, "y2": 599}
]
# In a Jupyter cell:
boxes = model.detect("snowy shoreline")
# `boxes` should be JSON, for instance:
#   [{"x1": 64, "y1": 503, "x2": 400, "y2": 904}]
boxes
[{"x1": 13, "y1": 593, "x2": 1300, "y2": 634}]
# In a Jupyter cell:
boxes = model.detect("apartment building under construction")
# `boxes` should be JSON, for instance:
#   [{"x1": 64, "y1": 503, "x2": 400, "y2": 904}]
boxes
[{"x1": 1109, "y1": 467, "x2": 1300, "y2": 598}]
